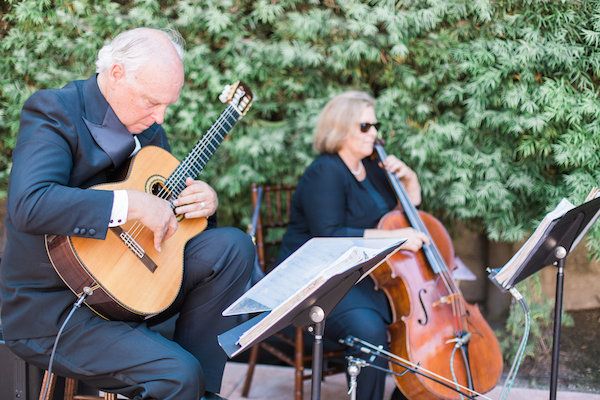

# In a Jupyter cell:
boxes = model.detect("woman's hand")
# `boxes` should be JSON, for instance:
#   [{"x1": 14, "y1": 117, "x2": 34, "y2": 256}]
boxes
[
  {"x1": 364, "y1": 227, "x2": 429, "y2": 251},
  {"x1": 364, "y1": 227, "x2": 430, "y2": 278},
  {"x1": 397, "y1": 227, "x2": 430, "y2": 252},
  {"x1": 382, "y1": 155, "x2": 421, "y2": 206}
]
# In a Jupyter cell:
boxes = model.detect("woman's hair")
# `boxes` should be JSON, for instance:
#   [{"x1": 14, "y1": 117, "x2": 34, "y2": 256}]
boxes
[
  {"x1": 313, "y1": 91, "x2": 375, "y2": 154},
  {"x1": 95, "y1": 27, "x2": 185, "y2": 76}
]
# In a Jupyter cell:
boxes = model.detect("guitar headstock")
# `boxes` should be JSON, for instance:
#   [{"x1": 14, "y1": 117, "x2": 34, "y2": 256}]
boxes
[{"x1": 219, "y1": 81, "x2": 253, "y2": 116}]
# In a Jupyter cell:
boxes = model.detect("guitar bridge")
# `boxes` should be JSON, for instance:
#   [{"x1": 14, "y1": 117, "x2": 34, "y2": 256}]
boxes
[
  {"x1": 110, "y1": 226, "x2": 158, "y2": 273},
  {"x1": 119, "y1": 231, "x2": 145, "y2": 259}
]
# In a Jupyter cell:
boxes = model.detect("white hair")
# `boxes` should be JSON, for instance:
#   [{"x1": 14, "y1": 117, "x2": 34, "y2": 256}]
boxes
[{"x1": 95, "y1": 27, "x2": 185, "y2": 76}]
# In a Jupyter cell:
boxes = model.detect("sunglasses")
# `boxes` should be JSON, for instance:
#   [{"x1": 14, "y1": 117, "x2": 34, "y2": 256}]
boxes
[{"x1": 359, "y1": 122, "x2": 381, "y2": 133}]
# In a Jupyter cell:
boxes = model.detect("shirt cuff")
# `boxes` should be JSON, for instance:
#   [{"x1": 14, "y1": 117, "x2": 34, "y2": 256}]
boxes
[{"x1": 109, "y1": 190, "x2": 128, "y2": 227}]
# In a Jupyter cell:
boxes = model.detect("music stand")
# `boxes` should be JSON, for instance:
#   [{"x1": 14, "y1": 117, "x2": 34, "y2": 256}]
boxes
[
  {"x1": 218, "y1": 240, "x2": 404, "y2": 400},
  {"x1": 489, "y1": 196, "x2": 600, "y2": 400}
]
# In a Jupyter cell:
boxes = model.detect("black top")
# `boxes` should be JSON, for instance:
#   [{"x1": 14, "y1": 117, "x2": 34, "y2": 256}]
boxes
[{"x1": 277, "y1": 153, "x2": 397, "y2": 264}]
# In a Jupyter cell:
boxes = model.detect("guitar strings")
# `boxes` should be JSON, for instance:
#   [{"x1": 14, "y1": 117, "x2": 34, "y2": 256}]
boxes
[
  {"x1": 126, "y1": 105, "x2": 237, "y2": 240},
  {"x1": 124, "y1": 105, "x2": 239, "y2": 243},
  {"x1": 126, "y1": 106, "x2": 236, "y2": 241}
]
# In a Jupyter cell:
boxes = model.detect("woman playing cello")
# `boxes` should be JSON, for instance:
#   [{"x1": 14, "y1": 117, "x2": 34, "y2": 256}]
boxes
[
  {"x1": 277, "y1": 90, "x2": 503, "y2": 400},
  {"x1": 277, "y1": 91, "x2": 427, "y2": 400}
]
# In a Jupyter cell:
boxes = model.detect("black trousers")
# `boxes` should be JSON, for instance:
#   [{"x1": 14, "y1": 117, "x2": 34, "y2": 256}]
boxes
[
  {"x1": 324, "y1": 278, "x2": 408, "y2": 400},
  {"x1": 7, "y1": 227, "x2": 254, "y2": 400}
]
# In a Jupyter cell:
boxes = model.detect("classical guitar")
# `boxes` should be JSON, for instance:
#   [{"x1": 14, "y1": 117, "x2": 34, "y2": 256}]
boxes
[{"x1": 45, "y1": 82, "x2": 253, "y2": 321}]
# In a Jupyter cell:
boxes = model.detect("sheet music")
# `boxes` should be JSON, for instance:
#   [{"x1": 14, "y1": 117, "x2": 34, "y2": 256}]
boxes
[
  {"x1": 494, "y1": 198, "x2": 574, "y2": 287},
  {"x1": 491, "y1": 188, "x2": 600, "y2": 290},
  {"x1": 222, "y1": 237, "x2": 403, "y2": 316},
  {"x1": 232, "y1": 238, "x2": 403, "y2": 349},
  {"x1": 571, "y1": 189, "x2": 600, "y2": 250}
]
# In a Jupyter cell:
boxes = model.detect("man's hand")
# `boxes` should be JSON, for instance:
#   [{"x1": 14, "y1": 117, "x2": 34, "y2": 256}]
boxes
[
  {"x1": 127, "y1": 190, "x2": 178, "y2": 252},
  {"x1": 172, "y1": 177, "x2": 218, "y2": 219}
]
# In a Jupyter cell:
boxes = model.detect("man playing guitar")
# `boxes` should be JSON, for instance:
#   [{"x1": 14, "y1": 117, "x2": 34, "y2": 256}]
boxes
[{"x1": 0, "y1": 27, "x2": 252, "y2": 400}]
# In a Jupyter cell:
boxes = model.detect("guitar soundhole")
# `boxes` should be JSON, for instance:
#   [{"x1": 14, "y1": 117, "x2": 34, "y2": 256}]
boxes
[{"x1": 148, "y1": 177, "x2": 172, "y2": 201}]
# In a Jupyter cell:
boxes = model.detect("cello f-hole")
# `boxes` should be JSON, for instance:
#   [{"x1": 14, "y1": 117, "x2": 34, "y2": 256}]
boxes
[{"x1": 417, "y1": 288, "x2": 429, "y2": 325}]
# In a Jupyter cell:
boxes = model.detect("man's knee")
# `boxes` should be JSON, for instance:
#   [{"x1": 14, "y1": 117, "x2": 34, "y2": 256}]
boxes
[
  {"x1": 211, "y1": 227, "x2": 255, "y2": 278},
  {"x1": 157, "y1": 354, "x2": 204, "y2": 398},
  {"x1": 185, "y1": 227, "x2": 255, "y2": 281},
  {"x1": 177, "y1": 355, "x2": 203, "y2": 387},
  {"x1": 220, "y1": 227, "x2": 255, "y2": 262}
]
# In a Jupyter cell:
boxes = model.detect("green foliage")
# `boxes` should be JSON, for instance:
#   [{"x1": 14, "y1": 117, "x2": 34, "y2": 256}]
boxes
[
  {"x1": 1, "y1": 0, "x2": 598, "y2": 367},
  {"x1": 501, "y1": 275, "x2": 573, "y2": 361},
  {"x1": 2, "y1": 0, "x2": 599, "y2": 244}
]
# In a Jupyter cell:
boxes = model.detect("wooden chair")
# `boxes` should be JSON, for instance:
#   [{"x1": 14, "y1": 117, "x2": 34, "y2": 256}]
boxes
[
  {"x1": 39, "y1": 371, "x2": 117, "y2": 400},
  {"x1": 241, "y1": 183, "x2": 346, "y2": 400}
]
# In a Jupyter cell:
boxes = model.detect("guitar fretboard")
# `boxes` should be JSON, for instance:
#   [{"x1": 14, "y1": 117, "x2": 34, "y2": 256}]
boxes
[{"x1": 165, "y1": 105, "x2": 241, "y2": 198}]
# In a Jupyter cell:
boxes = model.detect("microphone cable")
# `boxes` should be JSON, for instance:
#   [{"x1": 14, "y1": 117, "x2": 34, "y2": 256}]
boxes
[
  {"x1": 499, "y1": 286, "x2": 531, "y2": 400},
  {"x1": 39, "y1": 286, "x2": 93, "y2": 400}
]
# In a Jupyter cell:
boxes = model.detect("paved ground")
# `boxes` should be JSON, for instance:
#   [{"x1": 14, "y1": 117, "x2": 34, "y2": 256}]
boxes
[{"x1": 220, "y1": 362, "x2": 600, "y2": 400}]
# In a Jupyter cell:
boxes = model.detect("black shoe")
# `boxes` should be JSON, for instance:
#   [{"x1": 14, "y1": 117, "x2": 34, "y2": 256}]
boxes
[{"x1": 201, "y1": 392, "x2": 227, "y2": 400}]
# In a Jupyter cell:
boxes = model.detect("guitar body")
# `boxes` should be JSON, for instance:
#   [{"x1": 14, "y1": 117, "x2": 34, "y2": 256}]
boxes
[{"x1": 46, "y1": 146, "x2": 207, "y2": 321}]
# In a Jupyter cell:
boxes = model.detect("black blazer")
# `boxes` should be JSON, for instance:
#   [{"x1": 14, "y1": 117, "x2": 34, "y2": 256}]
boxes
[
  {"x1": 0, "y1": 76, "x2": 170, "y2": 340},
  {"x1": 277, "y1": 153, "x2": 397, "y2": 264}
]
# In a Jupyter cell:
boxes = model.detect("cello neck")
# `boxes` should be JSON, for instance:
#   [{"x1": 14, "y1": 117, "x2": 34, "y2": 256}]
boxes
[
  {"x1": 373, "y1": 143, "x2": 423, "y2": 231},
  {"x1": 373, "y1": 143, "x2": 448, "y2": 276}
]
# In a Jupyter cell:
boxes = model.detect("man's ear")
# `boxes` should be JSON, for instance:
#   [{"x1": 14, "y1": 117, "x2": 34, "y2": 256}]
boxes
[{"x1": 108, "y1": 63, "x2": 126, "y2": 84}]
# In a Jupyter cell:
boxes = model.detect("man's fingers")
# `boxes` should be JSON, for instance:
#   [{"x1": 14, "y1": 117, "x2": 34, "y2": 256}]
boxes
[
  {"x1": 175, "y1": 202, "x2": 213, "y2": 217},
  {"x1": 164, "y1": 219, "x2": 178, "y2": 241},
  {"x1": 154, "y1": 229, "x2": 165, "y2": 252},
  {"x1": 184, "y1": 210, "x2": 209, "y2": 219}
]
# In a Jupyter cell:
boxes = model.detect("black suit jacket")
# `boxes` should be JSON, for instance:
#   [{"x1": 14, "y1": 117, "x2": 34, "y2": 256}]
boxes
[{"x1": 0, "y1": 75, "x2": 170, "y2": 340}]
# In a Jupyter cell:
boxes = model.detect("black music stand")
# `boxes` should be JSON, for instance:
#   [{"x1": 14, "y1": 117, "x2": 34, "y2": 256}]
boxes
[
  {"x1": 218, "y1": 241, "x2": 403, "y2": 400},
  {"x1": 489, "y1": 196, "x2": 600, "y2": 400}
]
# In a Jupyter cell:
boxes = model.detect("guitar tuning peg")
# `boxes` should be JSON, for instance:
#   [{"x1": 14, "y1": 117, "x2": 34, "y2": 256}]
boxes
[{"x1": 218, "y1": 85, "x2": 231, "y2": 103}]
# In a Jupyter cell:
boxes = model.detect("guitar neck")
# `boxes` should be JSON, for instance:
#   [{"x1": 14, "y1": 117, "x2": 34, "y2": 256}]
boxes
[{"x1": 165, "y1": 105, "x2": 241, "y2": 197}]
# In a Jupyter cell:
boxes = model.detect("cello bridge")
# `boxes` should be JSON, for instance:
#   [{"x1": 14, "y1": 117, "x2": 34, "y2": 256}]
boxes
[{"x1": 433, "y1": 293, "x2": 459, "y2": 308}]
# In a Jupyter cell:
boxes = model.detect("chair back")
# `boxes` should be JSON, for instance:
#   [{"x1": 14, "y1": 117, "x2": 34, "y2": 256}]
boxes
[{"x1": 249, "y1": 183, "x2": 295, "y2": 272}]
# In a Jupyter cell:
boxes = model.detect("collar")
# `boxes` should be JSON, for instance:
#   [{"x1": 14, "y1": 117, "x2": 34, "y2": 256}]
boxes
[{"x1": 82, "y1": 75, "x2": 136, "y2": 167}]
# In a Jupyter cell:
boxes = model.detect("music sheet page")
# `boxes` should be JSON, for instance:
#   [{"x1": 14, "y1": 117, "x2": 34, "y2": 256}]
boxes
[{"x1": 222, "y1": 237, "x2": 402, "y2": 316}]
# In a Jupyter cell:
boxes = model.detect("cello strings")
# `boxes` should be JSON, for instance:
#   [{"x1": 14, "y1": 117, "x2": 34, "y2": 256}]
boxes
[
  {"x1": 394, "y1": 166, "x2": 467, "y2": 328},
  {"x1": 376, "y1": 144, "x2": 464, "y2": 330}
]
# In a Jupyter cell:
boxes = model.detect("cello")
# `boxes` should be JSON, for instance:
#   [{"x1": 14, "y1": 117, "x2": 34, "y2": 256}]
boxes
[{"x1": 369, "y1": 142, "x2": 503, "y2": 399}]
